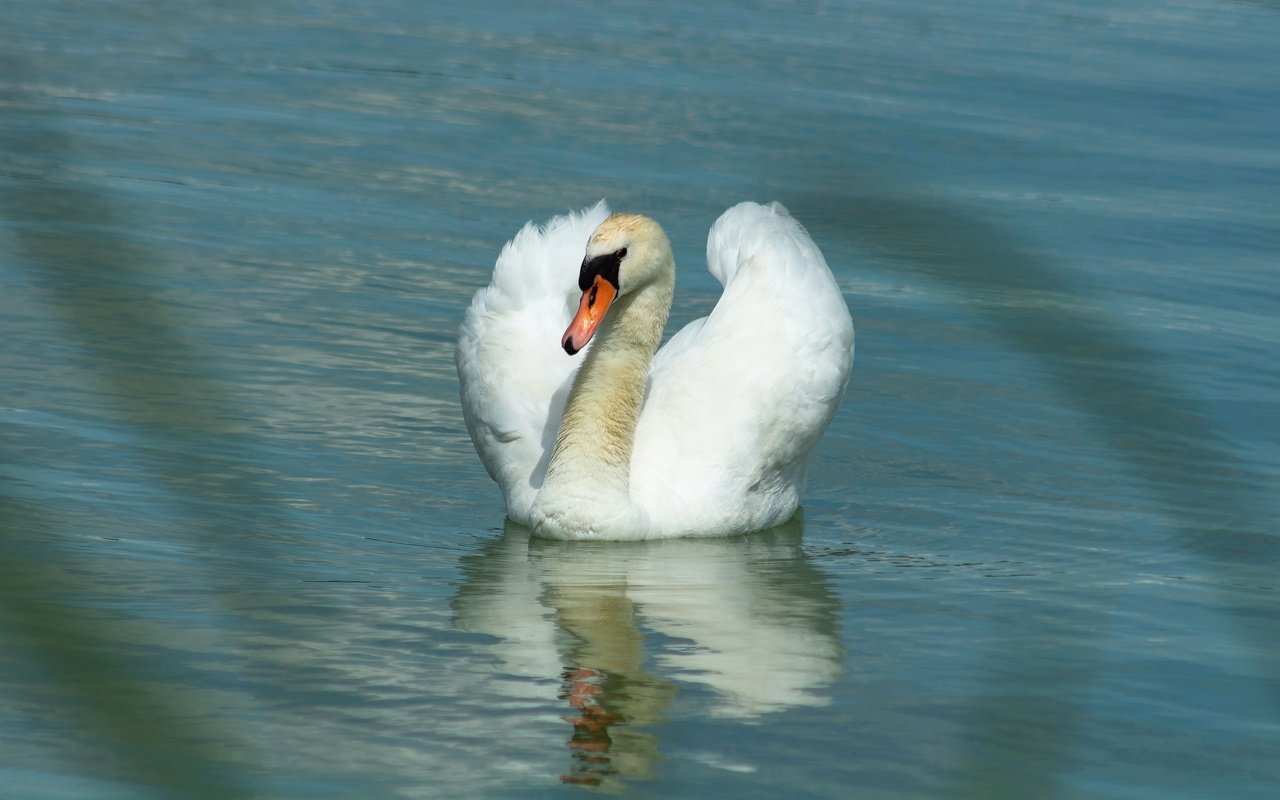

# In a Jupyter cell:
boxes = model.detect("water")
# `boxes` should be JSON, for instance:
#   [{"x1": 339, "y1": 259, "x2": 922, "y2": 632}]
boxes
[{"x1": 2, "y1": 1, "x2": 1278, "y2": 797}]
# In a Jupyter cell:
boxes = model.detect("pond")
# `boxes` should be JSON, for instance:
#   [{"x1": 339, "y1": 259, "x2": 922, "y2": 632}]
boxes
[{"x1": 1, "y1": 1, "x2": 1277, "y2": 797}]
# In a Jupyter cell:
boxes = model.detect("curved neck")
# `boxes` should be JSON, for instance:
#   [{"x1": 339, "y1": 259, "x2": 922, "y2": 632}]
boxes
[{"x1": 543, "y1": 274, "x2": 673, "y2": 502}]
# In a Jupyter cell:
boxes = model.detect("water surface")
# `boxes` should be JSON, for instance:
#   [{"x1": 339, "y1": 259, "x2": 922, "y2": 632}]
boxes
[{"x1": 2, "y1": 1, "x2": 1278, "y2": 798}]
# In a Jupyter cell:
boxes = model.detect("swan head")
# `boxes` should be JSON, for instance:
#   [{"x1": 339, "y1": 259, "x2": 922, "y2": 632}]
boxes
[{"x1": 562, "y1": 213, "x2": 672, "y2": 355}]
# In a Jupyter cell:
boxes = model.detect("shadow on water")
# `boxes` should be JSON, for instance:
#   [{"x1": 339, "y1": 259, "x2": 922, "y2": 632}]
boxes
[
  {"x1": 0, "y1": 54, "x2": 280, "y2": 799},
  {"x1": 791, "y1": 188, "x2": 1276, "y2": 561},
  {"x1": 452, "y1": 515, "x2": 842, "y2": 791},
  {"x1": 785, "y1": 186, "x2": 1278, "y2": 798}
]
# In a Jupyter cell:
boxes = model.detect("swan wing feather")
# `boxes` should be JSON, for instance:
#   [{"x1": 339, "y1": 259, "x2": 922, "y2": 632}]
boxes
[
  {"x1": 632, "y1": 202, "x2": 854, "y2": 535},
  {"x1": 457, "y1": 202, "x2": 611, "y2": 519}
]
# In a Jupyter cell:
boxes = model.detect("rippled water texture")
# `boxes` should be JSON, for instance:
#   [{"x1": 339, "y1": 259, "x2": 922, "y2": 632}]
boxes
[{"x1": 2, "y1": 1, "x2": 1277, "y2": 798}]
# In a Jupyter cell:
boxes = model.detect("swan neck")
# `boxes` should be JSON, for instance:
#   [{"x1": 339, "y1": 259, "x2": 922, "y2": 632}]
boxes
[{"x1": 545, "y1": 273, "x2": 672, "y2": 497}]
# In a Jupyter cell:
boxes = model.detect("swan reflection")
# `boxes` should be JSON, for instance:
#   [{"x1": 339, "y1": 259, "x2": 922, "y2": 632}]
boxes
[{"x1": 452, "y1": 516, "x2": 841, "y2": 787}]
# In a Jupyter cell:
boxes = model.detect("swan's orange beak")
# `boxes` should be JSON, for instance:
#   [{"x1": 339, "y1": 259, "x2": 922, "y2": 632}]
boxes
[{"x1": 562, "y1": 276, "x2": 617, "y2": 355}]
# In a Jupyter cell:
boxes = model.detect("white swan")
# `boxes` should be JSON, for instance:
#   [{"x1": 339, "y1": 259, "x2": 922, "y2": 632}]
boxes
[{"x1": 457, "y1": 201, "x2": 853, "y2": 540}]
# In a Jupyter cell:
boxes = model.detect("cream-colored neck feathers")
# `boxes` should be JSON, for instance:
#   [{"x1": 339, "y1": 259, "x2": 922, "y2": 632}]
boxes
[{"x1": 534, "y1": 216, "x2": 674, "y2": 536}]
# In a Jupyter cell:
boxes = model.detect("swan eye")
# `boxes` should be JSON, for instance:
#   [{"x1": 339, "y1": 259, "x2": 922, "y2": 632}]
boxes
[{"x1": 579, "y1": 249, "x2": 624, "y2": 291}]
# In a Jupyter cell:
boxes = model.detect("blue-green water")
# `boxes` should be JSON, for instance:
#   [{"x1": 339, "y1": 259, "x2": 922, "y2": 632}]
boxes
[{"x1": 2, "y1": 1, "x2": 1277, "y2": 797}]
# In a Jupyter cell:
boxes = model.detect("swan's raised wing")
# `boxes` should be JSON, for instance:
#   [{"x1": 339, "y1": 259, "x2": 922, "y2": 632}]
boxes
[
  {"x1": 457, "y1": 202, "x2": 610, "y2": 519},
  {"x1": 632, "y1": 202, "x2": 854, "y2": 535}
]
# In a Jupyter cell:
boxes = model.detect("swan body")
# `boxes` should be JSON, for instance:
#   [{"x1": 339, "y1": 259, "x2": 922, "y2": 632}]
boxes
[{"x1": 457, "y1": 201, "x2": 853, "y2": 540}]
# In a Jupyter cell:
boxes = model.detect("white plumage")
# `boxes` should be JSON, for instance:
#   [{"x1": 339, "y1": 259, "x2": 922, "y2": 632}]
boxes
[{"x1": 457, "y1": 201, "x2": 853, "y2": 540}]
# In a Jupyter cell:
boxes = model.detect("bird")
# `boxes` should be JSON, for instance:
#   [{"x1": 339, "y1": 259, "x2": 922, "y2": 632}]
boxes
[{"x1": 457, "y1": 201, "x2": 853, "y2": 540}]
